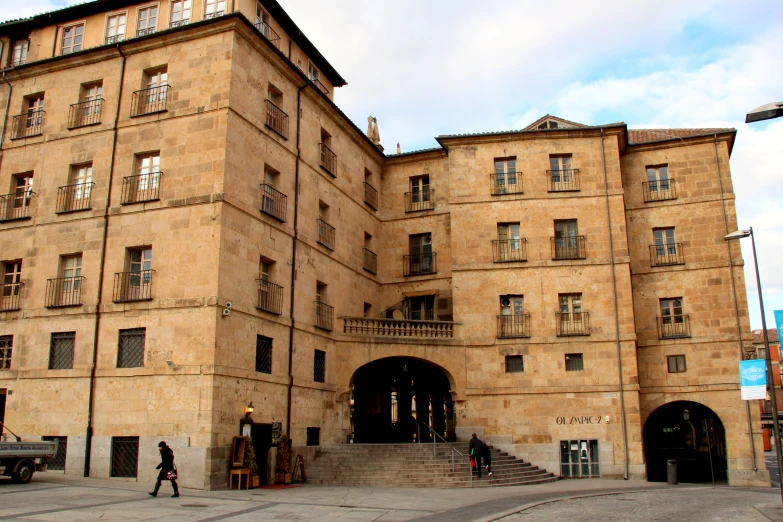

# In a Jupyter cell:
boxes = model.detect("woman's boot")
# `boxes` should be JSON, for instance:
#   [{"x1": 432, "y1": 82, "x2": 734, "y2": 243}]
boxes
[
  {"x1": 171, "y1": 480, "x2": 179, "y2": 498},
  {"x1": 148, "y1": 481, "x2": 161, "y2": 497}
]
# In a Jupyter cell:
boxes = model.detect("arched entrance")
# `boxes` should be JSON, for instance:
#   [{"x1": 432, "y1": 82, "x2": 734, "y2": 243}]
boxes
[
  {"x1": 643, "y1": 400, "x2": 727, "y2": 483},
  {"x1": 351, "y1": 357, "x2": 452, "y2": 443}
]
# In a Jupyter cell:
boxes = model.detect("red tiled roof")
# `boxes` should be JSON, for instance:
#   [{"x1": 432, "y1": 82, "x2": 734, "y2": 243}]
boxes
[
  {"x1": 628, "y1": 128, "x2": 733, "y2": 144},
  {"x1": 752, "y1": 329, "x2": 780, "y2": 344}
]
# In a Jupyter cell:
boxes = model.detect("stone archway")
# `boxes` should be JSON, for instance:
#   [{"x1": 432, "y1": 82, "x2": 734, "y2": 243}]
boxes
[
  {"x1": 643, "y1": 400, "x2": 727, "y2": 483},
  {"x1": 351, "y1": 357, "x2": 452, "y2": 444}
]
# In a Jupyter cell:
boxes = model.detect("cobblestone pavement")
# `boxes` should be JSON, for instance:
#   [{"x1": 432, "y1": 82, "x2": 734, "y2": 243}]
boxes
[
  {"x1": 496, "y1": 488, "x2": 778, "y2": 522},
  {"x1": 0, "y1": 474, "x2": 778, "y2": 521}
]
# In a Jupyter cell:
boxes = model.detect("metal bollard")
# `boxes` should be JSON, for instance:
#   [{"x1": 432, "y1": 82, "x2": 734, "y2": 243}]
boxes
[{"x1": 667, "y1": 459, "x2": 678, "y2": 485}]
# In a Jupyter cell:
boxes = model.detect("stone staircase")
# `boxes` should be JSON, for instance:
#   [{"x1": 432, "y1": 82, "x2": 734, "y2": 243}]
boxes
[{"x1": 306, "y1": 442, "x2": 558, "y2": 488}]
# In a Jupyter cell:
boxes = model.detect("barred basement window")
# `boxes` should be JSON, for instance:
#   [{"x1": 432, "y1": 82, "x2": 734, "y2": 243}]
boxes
[
  {"x1": 256, "y1": 335, "x2": 272, "y2": 374},
  {"x1": 0, "y1": 335, "x2": 12, "y2": 370},
  {"x1": 110, "y1": 436, "x2": 139, "y2": 478},
  {"x1": 314, "y1": 349, "x2": 325, "y2": 383},
  {"x1": 117, "y1": 328, "x2": 145, "y2": 368},
  {"x1": 42, "y1": 436, "x2": 67, "y2": 470},
  {"x1": 667, "y1": 355, "x2": 686, "y2": 373},
  {"x1": 565, "y1": 353, "x2": 584, "y2": 372},
  {"x1": 505, "y1": 355, "x2": 523, "y2": 373},
  {"x1": 49, "y1": 332, "x2": 75, "y2": 369}
]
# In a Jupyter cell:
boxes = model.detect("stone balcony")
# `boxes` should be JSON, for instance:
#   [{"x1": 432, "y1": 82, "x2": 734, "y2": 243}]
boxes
[{"x1": 343, "y1": 316, "x2": 458, "y2": 339}]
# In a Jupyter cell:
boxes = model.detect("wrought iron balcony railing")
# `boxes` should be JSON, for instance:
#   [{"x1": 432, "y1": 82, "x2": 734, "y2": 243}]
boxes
[
  {"x1": 264, "y1": 99, "x2": 288, "y2": 139},
  {"x1": 136, "y1": 27, "x2": 156, "y2": 37},
  {"x1": 0, "y1": 192, "x2": 33, "y2": 222},
  {"x1": 547, "y1": 169, "x2": 580, "y2": 192},
  {"x1": 0, "y1": 282, "x2": 22, "y2": 311},
  {"x1": 45, "y1": 276, "x2": 84, "y2": 308},
  {"x1": 492, "y1": 239, "x2": 528, "y2": 262},
  {"x1": 317, "y1": 218, "x2": 335, "y2": 250},
  {"x1": 310, "y1": 77, "x2": 329, "y2": 96},
  {"x1": 130, "y1": 85, "x2": 169, "y2": 117},
  {"x1": 204, "y1": 11, "x2": 224, "y2": 19},
  {"x1": 121, "y1": 172, "x2": 161, "y2": 204},
  {"x1": 363, "y1": 248, "x2": 377, "y2": 274},
  {"x1": 105, "y1": 35, "x2": 125, "y2": 44},
  {"x1": 364, "y1": 182, "x2": 378, "y2": 210},
  {"x1": 255, "y1": 21, "x2": 281, "y2": 49},
  {"x1": 343, "y1": 316, "x2": 456, "y2": 338},
  {"x1": 68, "y1": 99, "x2": 104, "y2": 129},
  {"x1": 649, "y1": 243, "x2": 684, "y2": 267},
  {"x1": 404, "y1": 190, "x2": 434, "y2": 212},
  {"x1": 403, "y1": 252, "x2": 437, "y2": 276},
  {"x1": 551, "y1": 236, "x2": 586, "y2": 260},
  {"x1": 12, "y1": 110, "x2": 44, "y2": 139},
  {"x1": 315, "y1": 301, "x2": 334, "y2": 331},
  {"x1": 490, "y1": 173, "x2": 523, "y2": 195},
  {"x1": 497, "y1": 314, "x2": 531, "y2": 338},
  {"x1": 260, "y1": 183, "x2": 287, "y2": 222},
  {"x1": 658, "y1": 315, "x2": 690, "y2": 339},
  {"x1": 113, "y1": 270, "x2": 154, "y2": 302},
  {"x1": 257, "y1": 279, "x2": 283, "y2": 315},
  {"x1": 320, "y1": 143, "x2": 336, "y2": 175},
  {"x1": 643, "y1": 179, "x2": 677, "y2": 202},
  {"x1": 56, "y1": 182, "x2": 94, "y2": 214},
  {"x1": 556, "y1": 312, "x2": 590, "y2": 336},
  {"x1": 169, "y1": 20, "x2": 190, "y2": 28}
]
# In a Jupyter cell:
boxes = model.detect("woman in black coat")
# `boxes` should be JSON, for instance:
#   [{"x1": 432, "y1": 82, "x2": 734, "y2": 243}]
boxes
[{"x1": 149, "y1": 441, "x2": 179, "y2": 497}]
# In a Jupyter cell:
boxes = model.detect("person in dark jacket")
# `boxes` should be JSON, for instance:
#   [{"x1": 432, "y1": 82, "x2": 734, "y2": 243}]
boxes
[
  {"x1": 469, "y1": 433, "x2": 486, "y2": 478},
  {"x1": 149, "y1": 441, "x2": 179, "y2": 497}
]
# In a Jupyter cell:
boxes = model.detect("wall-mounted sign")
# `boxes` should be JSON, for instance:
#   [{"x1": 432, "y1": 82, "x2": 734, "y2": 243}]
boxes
[
  {"x1": 739, "y1": 360, "x2": 767, "y2": 400},
  {"x1": 602, "y1": 393, "x2": 617, "y2": 398},
  {"x1": 556, "y1": 416, "x2": 603, "y2": 425}
]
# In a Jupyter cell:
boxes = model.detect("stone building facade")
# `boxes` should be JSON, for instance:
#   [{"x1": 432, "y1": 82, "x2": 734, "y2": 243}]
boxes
[{"x1": 0, "y1": 0, "x2": 769, "y2": 489}]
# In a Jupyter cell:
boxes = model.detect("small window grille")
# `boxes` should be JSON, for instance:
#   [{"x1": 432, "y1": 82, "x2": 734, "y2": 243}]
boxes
[
  {"x1": 117, "y1": 328, "x2": 146, "y2": 368},
  {"x1": 110, "y1": 436, "x2": 139, "y2": 478},
  {"x1": 667, "y1": 355, "x2": 686, "y2": 373},
  {"x1": 255, "y1": 335, "x2": 272, "y2": 374},
  {"x1": 49, "y1": 332, "x2": 75, "y2": 369},
  {"x1": 0, "y1": 335, "x2": 12, "y2": 370},
  {"x1": 505, "y1": 355, "x2": 524, "y2": 373},
  {"x1": 565, "y1": 353, "x2": 584, "y2": 372},
  {"x1": 314, "y1": 349, "x2": 325, "y2": 383},
  {"x1": 42, "y1": 436, "x2": 67, "y2": 470}
]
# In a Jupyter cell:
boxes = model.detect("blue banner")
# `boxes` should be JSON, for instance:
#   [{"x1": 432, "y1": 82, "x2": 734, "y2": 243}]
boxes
[
  {"x1": 775, "y1": 310, "x2": 783, "y2": 351},
  {"x1": 740, "y1": 360, "x2": 767, "y2": 400}
]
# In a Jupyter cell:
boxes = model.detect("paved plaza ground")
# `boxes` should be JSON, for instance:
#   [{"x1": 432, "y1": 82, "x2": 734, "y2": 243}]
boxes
[{"x1": 0, "y1": 473, "x2": 782, "y2": 521}]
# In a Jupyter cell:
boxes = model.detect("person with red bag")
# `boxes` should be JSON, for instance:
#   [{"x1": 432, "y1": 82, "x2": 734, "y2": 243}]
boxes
[
  {"x1": 149, "y1": 441, "x2": 179, "y2": 497},
  {"x1": 469, "y1": 433, "x2": 492, "y2": 478}
]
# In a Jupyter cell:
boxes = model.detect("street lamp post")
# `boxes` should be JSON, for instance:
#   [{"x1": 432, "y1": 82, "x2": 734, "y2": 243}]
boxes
[{"x1": 725, "y1": 227, "x2": 783, "y2": 501}]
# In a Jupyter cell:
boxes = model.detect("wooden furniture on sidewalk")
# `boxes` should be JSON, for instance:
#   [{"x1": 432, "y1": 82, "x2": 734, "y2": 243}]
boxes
[{"x1": 229, "y1": 468, "x2": 250, "y2": 490}]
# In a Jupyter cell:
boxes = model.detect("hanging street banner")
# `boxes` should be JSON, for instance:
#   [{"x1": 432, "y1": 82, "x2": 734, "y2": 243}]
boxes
[
  {"x1": 740, "y1": 360, "x2": 767, "y2": 400},
  {"x1": 775, "y1": 310, "x2": 783, "y2": 351}
]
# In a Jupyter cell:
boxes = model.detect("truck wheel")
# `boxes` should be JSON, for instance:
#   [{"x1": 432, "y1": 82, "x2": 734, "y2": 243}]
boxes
[{"x1": 12, "y1": 460, "x2": 35, "y2": 484}]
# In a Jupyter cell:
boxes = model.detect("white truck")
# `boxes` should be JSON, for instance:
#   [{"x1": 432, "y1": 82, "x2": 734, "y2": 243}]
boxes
[{"x1": 0, "y1": 424, "x2": 58, "y2": 484}]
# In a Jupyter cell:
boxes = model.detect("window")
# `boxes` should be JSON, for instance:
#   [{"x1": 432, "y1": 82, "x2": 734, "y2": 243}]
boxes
[
  {"x1": 61, "y1": 23, "x2": 84, "y2": 55},
  {"x1": 315, "y1": 281, "x2": 333, "y2": 330},
  {"x1": 319, "y1": 128, "x2": 335, "y2": 174},
  {"x1": 560, "y1": 439, "x2": 599, "y2": 478},
  {"x1": 493, "y1": 158, "x2": 518, "y2": 193},
  {"x1": 406, "y1": 295, "x2": 434, "y2": 321},
  {"x1": 496, "y1": 223, "x2": 523, "y2": 261},
  {"x1": 9, "y1": 39, "x2": 29, "y2": 66},
  {"x1": 646, "y1": 165, "x2": 670, "y2": 192},
  {"x1": 57, "y1": 254, "x2": 83, "y2": 306},
  {"x1": 119, "y1": 248, "x2": 153, "y2": 301},
  {"x1": 71, "y1": 83, "x2": 104, "y2": 128},
  {"x1": 308, "y1": 62, "x2": 320, "y2": 82},
  {"x1": 24, "y1": 95, "x2": 45, "y2": 131},
  {"x1": 296, "y1": 57, "x2": 304, "y2": 70},
  {"x1": 660, "y1": 298, "x2": 684, "y2": 324},
  {"x1": 265, "y1": 85, "x2": 287, "y2": 138},
  {"x1": 61, "y1": 164, "x2": 93, "y2": 212},
  {"x1": 49, "y1": 332, "x2": 75, "y2": 370},
  {"x1": 667, "y1": 355, "x2": 686, "y2": 373},
  {"x1": 539, "y1": 121, "x2": 560, "y2": 129},
  {"x1": 499, "y1": 295, "x2": 526, "y2": 337},
  {"x1": 550, "y1": 155, "x2": 572, "y2": 175},
  {"x1": 140, "y1": 68, "x2": 168, "y2": 113},
  {"x1": 407, "y1": 233, "x2": 434, "y2": 275},
  {"x1": 131, "y1": 153, "x2": 161, "y2": 201},
  {"x1": 0, "y1": 335, "x2": 12, "y2": 370},
  {"x1": 560, "y1": 294, "x2": 582, "y2": 315},
  {"x1": 653, "y1": 228, "x2": 676, "y2": 253},
  {"x1": 137, "y1": 6, "x2": 158, "y2": 36},
  {"x1": 105, "y1": 13, "x2": 127, "y2": 43},
  {"x1": 565, "y1": 353, "x2": 584, "y2": 372},
  {"x1": 553, "y1": 220, "x2": 583, "y2": 259},
  {"x1": 558, "y1": 294, "x2": 588, "y2": 336},
  {"x1": 306, "y1": 427, "x2": 320, "y2": 446},
  {"x1": 117, "y1": 328, "x2": 146, "y2": 368},
  {"x1": 548, "y1": 155, "x2": 577, "y2": 191},
  {"x1": 170, "y1": 0, "x2": 191, "y2": 27},
  {"x1": 205, "y1": 0, "x2": 227, "y2": 18},
  {"x1": 505, "y1": 355, "x2": 523, "y2": 373},
  {"x1": 314, "y1": 349, "x2": 326, "y2": 383},
  {"x1": 500, "y1": 295, "x2": 523, "y2": 317},
  {"x1": 1, "y1": 261, "x2": 22, "y2": 311},
  {"x1": 255, "y1": 335, "x2": 272, "y2": 374},
  {"x1": 261, "y1": 166, "x2": 278, "y2": 215},
  {"x1": 8, "y1": 173, "x2": 34, "y2": 219},
  {"x1": 110, "y1": 436, "x2": 139, "y2": 478},
  {"x1": 410, "y1": 175, "x2": 430, "y2": 203},
  {"x1": 256, "y1": 3, "x2": 270, "y2": 35},
  {"x1": 363, "y1": 302, "x2": 372, "y2": 317}
]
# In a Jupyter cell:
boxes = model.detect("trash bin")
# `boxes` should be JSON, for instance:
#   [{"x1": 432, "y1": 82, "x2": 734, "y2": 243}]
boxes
[{"x1": 667, "y1": 459, "x2": 678, "y2": 485}]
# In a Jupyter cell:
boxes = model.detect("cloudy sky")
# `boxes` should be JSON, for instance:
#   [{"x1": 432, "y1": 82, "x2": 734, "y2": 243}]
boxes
[{"x1": 3, "y1": 0, "x2": 782, "y2": 330}]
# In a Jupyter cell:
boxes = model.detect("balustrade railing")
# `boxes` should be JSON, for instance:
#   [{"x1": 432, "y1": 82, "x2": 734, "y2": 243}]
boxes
[
  {"x1": 405, "y1": 190, "x2": 434, "y2": 212},
  {"x1": 0, "y1": 283, "x2": 22, "y2": 311},
  {"x1": 551, "y1": 236, "x2": 586, "y2": 260},
  {"x1": 492, "y1": 239, "x2": 527, "y2": 262},
  {"x1": 556, "y1": 312, "x2": 590, "y2": 336},
  {"x1": 130, "y1": 85, "x2": 169, "y2": 117},
  {"x1": 343, "y1": 317, "x2": 457, "y2": 338},
  {"x1": 658, "y1": 315, "x2": 690, "y2": 339},
  {"x1": 547, "y1": 169, "x2": 580, "y2": 192},
  {"x1": 649, "y1": 243, "x2": 684, "y2": 266},
  {"x1": 45, "y1": 276, "x2": 84, "y2": 308},
  {"x1": 403, "y1": 252, "x2": 437, "y2": 276},
  {"x1": 490, "y1": 173, "x2": 523, "y2": 195},
  {"x1": 121, "y1": 172, "x2": 161, "y2": 204},
  {"x1": 68, "y1": 99, "x2": 104, "y2": 129},
  {"x1": 113, "y1": 270, "x2": 154, "y2": 302},
  {"x1": 56, "y1": 182, "x2": 94, "y2": 214},
  {"x1": 12, "y1": 110, "x2": 44, "y2": 139},
  {"x1": 497, "y1": 314, "x2": 531, "y2": 338},
  {"x1": 0, "y1": 192, "x2": 33, "y2": 221},
  {"x1": 643, "y1": 179, "x2": 677, "y2": 202}
]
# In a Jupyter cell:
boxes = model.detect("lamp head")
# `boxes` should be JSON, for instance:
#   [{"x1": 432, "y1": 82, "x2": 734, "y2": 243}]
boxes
[
  {"x1": 244, "y1": 401, "x2": 255, "y2": 418},
  {"x1": 724, "y1": 229, "x2": 751, "y2": 241}
]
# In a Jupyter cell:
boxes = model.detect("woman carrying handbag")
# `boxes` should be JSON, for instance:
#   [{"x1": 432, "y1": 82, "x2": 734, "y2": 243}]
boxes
[{"x1": 149, "y1": 441, "x2": 179, "y2": 497}]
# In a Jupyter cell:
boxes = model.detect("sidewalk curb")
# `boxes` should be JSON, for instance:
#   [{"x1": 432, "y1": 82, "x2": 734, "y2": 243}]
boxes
[{"x1": 755, "y1": 503, "x2": 783, "y2": 522}]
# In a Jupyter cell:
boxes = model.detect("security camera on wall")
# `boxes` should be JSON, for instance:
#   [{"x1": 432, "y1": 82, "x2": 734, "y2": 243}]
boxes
[{"x1": 222, "y1": 302, "x2": 232, "y2": 317}]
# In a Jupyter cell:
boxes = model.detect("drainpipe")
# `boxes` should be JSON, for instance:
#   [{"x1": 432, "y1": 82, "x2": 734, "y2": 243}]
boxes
[
  {"x1": 84, "y1": 45, "x2": 126, "y2": 477},
  {"x1": 600, "y1": 128, "x2": 630, "y2": 479},
  {"x1": 286, "y1": 80, "x2": 308, "y2": 439},
  {"x1": 50, "y1": 27, "x2": 59, "y2": 58},
  {"x1": 713, "y1": 134, "x2": 757, "y2": 471}
]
